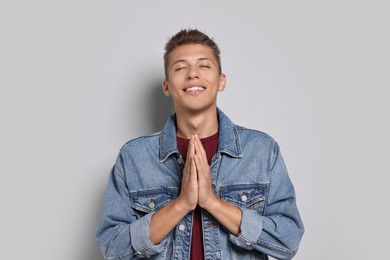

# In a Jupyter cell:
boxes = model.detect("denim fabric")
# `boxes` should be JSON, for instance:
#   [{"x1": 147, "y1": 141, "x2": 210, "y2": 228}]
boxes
[{"x1": 96, "y1": 108, "x2": 304, "y2": 260}]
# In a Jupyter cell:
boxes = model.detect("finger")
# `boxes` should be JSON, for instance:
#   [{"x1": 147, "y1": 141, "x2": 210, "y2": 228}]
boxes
[
  {"x1": 190, "y1": 155, "x2": 197, "y2": 182},
  {"x1": 193, "y1": 135, "x2": 208, "y2": 170},
  {"x1": 193, "y1": 154, "x2": 202, "y2": 174},
  {"x1": 187, "y1": 136, "x2": 195, "y2": 161},
  {"x1": 195, "y1": 135, "x2": 207, "y2": 161},
  {"x1": 183, "y1": 138, "x2": 195, "y2": 182}
]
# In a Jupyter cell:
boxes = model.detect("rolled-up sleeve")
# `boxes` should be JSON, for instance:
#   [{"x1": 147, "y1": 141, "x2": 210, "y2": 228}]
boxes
[
  {"x1": 130, "y1": 213, "x2": 168, "y2": 257},
  {"x1": 96, "y1": 150, "x2": 167, "y2": 259},
  {"x1": 229, "y1": 208, "x2": 263, "y2": 249},
  {"x1": 229, "y1": 142, "x2": 304, "y2": 260}
]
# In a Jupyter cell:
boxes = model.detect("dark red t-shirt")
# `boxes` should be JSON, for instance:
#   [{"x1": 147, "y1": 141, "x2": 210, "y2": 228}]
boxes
[{"x1": 176, "y1": 132, "x2": 219, "y2": 260}]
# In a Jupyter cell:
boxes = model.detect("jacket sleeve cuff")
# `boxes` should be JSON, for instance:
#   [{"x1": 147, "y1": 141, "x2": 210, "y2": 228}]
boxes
[
  {"x1": 130, "y1": 212, "x2": 168, "y2": 257},
  {"x1": 229, "y1": 208, "x2": 263, "y2": 250}
]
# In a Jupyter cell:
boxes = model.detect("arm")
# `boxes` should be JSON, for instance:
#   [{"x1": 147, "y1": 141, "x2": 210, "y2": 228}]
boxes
[
  {"x1": 149, "y1": 197, "x2": 191, "y2": 244},
  {"x1": 193, "y1": 134, "x2": 243, "y2": 236},
  {"x1": 150, "y1": 137, "x2": 198, "y2": 244},
  {"x1": 195, "y1": 135, "x2": 304, "y2": 259},
  {"x1": 96, "y1": 151, "x2": 168, "y2": 259},
  {"x1": 97, "y1": 142, "x2": 199, "y2": 258},
  {"x1": 199, "y1": 194, "x2": 243, "y2": 236},
  {"x1": 229, "y1": 142, "x2": 304, "y2": 260}
]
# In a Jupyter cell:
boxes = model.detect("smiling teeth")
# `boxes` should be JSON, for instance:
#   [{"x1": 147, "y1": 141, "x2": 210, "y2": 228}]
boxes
[{"x1": 185, "y1": 86, "x2": 205, "y2": 92}]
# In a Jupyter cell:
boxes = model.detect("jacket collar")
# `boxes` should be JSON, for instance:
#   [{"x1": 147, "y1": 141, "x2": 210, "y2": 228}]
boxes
[{"x1": 159, "y1": 108, "x2": 243, "y2": 162}]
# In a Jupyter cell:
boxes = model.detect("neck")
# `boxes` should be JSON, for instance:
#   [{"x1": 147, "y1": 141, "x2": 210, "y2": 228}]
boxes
[{"x1": 175, "y1": 107, "x2": 219, "y2": 139}]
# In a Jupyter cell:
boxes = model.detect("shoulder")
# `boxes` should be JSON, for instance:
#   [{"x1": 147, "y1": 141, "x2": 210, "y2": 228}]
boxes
[
  {"x1": 234, "y1": 124, "x2": 280, "y2": 156},
  {"x1": 235, "y1": 125, "x2": 277, "y2": 144},
  {"x1": 234, "y1": 125, "x2": 282, "y2": 166},
  {"x1": 120, "y1": 131, "x2": 162, "y2": 152}
]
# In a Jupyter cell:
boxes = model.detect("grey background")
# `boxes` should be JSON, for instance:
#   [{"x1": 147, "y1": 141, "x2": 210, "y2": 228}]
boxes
[{"x1": 1, "y1": 1, "x2": 389, "y2": 259}]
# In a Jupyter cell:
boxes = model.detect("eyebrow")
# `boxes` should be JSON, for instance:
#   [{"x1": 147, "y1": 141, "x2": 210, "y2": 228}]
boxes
[{"x1": 172, "y1": 57, "x2": 212, "y2": 66}]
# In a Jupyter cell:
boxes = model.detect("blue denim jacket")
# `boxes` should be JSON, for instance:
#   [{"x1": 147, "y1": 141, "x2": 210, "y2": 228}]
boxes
[{"x1": 96, "y1": 108, "x2": 304, "y2": 260}]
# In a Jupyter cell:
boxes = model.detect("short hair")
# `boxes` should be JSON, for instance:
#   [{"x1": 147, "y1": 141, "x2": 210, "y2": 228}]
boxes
[{"x1": 163, "y1": 29, "x2": 222, "y2": 79}]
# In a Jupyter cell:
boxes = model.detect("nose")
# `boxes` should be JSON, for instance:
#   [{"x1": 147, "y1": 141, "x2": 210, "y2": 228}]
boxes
[{"x1": 186, "y1": 66, "x2": 199, "y2": 80}]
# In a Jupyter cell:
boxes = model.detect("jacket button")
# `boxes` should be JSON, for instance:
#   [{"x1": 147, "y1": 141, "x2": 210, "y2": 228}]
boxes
[
  {"x1": 241, "y1": 194, "x2": 248, "y2": 202},
  {"x1": 178, "y1": 224, "x2": 185, "y2": 231},
  {"x1": 149, "y1": 201, "x2": 155, "y2": 209},
  {"x1": 177, "y1": 157, "x2": 184, "y2": 164}
]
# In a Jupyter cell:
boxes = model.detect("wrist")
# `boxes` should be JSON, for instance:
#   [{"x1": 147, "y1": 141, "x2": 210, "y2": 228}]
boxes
[
  {"x1": 199, "y1": 194, "x2": 220, "y2": 212},
  {"x1": 174, "y1": 196, "x2": 195, "y2": 213}
]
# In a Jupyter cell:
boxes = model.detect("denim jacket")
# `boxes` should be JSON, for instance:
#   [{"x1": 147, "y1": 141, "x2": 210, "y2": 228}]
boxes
[{"x1": 96, "y1": 108, "x2": 304, "y2": 260}]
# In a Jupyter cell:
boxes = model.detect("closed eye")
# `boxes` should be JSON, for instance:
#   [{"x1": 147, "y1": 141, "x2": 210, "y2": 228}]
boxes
[{"x1": 175, "y1": 67, "x2": 187, "y2": 71}]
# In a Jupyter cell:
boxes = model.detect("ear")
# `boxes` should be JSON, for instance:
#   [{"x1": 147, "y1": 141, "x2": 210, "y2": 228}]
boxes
[
  {"x1": 162, "y1": 80, "x2": 171, "y2": 96},
  {"x1": 218, "y1": 73, "x2": 227, "y2": 92}
]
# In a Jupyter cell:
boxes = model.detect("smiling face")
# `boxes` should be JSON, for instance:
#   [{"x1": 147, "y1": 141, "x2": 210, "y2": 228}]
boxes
[{"x1": 162, "y1": 44, "x2": 226, "y2": 115}]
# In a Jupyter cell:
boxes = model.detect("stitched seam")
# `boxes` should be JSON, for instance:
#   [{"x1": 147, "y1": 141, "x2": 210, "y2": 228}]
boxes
[
  {"x1": 138, "y1": 242, "x2": 154, "y2": 254},
  {"x1": 104, "y1": 249, "x2": 133, "y2": 260},
  {"x1": 257, "y1": 239, "x2": 297, "y2": 255}
]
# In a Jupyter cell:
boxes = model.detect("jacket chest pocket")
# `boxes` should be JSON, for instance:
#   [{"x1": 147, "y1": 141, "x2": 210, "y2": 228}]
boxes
[
  {"x1": 130, "y1": 188, "x2": 178, "y2": 217},
  {"x1": 219, "y1": 183, "x2": 268, "y2": 213}
]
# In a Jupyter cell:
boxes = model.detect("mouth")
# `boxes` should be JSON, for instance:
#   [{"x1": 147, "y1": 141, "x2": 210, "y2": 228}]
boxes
[{"x1": 183, "y1": 86, "x2": 206, "y2": 92}]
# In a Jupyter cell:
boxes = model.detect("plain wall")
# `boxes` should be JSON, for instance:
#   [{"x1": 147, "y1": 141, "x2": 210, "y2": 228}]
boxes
[{"x1": 1, "y1": 1, "x2": 389, "y2": 259}]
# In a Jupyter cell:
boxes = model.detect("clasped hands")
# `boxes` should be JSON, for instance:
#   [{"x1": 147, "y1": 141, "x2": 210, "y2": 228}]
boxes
[
  {"x1": 178, "y1": 134, "x2": 217, "y2": 212},
  {"x1": 150, "y1": 135, "x2": 241, "y2": 243}
]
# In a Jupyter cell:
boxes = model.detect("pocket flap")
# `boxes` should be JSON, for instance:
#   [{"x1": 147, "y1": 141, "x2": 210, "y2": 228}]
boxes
[
  {"x1": 130, "y1": 188, "x2": 178, "y2": 213},
  {"x1": 220, "y1": 184, "x2": 267, "y2": 208}
]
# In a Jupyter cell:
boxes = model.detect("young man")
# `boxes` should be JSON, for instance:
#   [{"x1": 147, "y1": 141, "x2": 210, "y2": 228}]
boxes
[{"x1": 96, "y1": 29, "x2": 304, "y2": 260}]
